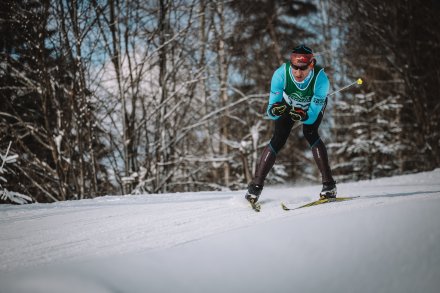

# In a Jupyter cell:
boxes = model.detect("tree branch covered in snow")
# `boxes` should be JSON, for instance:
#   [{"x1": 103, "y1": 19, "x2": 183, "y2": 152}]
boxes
[{"x1": 0, "y1": 142, "x2": 32, "y2": 204}]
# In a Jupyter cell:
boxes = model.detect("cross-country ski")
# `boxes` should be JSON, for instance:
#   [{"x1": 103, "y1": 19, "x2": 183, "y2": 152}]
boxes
[{"x1": 281, "y1": 196, "x2": 359, "y2": 211}]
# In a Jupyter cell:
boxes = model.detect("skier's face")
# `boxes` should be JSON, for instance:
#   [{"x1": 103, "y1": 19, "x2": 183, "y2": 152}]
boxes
[{"x1": 291, "y1": 63, "x2": 313, "y2": 82}]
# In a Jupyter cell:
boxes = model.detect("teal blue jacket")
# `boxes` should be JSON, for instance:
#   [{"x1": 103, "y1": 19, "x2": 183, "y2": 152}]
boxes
[{"x1": 267, "y1": 63, "x2": 330, "y2": 125}]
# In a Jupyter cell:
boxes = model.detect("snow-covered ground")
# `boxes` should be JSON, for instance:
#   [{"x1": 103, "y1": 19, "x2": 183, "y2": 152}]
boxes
[{"x1": 1, "y1": 170, "x2": 440, "y2": 293}]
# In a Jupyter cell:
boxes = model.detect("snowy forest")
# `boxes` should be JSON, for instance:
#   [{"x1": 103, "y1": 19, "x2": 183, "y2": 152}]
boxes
[{"x1": 1, "y1": 0, "x2": 439, "y2": 204}]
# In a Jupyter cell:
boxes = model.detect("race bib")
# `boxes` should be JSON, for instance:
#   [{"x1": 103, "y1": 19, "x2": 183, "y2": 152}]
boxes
[{"x1": 283, "y1": 91, "x2": 312, "y2": 110}]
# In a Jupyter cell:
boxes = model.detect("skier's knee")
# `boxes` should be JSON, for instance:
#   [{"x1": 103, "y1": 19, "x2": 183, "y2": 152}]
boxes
[
  {"x1": 303, "y1": 127, "x2": 319, "y2": 146},
  {"x1": 269, "y1": 137, "x2": 288, "y2": 153}
]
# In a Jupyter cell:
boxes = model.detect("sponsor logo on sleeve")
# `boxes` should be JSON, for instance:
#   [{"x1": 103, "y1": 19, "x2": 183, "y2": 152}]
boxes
[{"x1": 312, "y1": 97, "x2": 325, "y2": 105}]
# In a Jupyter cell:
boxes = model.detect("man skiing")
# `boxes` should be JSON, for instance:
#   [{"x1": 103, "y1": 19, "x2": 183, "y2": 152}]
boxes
[{"x1": 245, "y1": 44, "x2": 336, "y2": 205}]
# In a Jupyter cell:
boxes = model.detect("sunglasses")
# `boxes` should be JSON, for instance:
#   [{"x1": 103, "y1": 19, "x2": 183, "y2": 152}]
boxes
[{"x1": 292, "y1": 63, "x2": 311, "y2": 71}]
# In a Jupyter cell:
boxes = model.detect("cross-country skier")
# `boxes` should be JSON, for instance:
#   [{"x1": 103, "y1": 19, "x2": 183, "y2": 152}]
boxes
[{"x1": 245, "y1": 44, "x2": 336, "y2": 204}]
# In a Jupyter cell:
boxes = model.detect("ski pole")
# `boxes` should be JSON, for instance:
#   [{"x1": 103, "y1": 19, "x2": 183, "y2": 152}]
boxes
[
  {"x1": 328, "y1": 78, "x2": 363, "y2": 96},
  {"x1": 287, "y1": 78, "x2": 363, "y2": 129}
]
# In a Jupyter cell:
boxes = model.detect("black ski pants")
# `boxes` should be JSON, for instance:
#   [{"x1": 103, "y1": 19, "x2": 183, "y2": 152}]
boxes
[{"x1": 269, "y1": 102, "x2": 327, "y2": 153}]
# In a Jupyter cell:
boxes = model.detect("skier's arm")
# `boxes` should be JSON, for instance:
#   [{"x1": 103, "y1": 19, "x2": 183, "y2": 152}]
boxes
[
  {"x1": 266, "y1": 65, "x2": 286, "y2": 120},
  {"x1": 303, "y1": 69, "x2": 330, "y2": 125}
]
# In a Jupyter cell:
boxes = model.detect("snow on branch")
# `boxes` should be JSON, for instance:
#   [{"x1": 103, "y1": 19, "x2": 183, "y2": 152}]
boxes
[{"x1": 0, "y1": 141, "x2": 32, "y2": 204}]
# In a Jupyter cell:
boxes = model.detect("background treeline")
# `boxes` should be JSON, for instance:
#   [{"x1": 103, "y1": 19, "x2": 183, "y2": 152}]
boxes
[{"x1": 1, "y1": 0, "x2": 439, "y2": 203}]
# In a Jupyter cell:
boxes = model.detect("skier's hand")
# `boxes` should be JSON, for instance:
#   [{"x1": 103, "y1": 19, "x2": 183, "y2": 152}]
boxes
[
  {"x1": 288, "y1": 108, "x2": 308, "y2": 121},
  {"x1": 270, "y1": 102, "x2": 290, "y2": 116}
]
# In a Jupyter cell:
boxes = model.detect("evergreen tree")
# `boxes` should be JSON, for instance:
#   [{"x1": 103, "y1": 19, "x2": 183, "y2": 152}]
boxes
[
  {"x1": 0, "y1": 0, "x2": 56, "y2": 201},
  {"x1": 331, "y1": 92, "x2": 403, "y2": 180},
  {"x1": 331, "y1": 0, "x2": 440, "y2": 178}
]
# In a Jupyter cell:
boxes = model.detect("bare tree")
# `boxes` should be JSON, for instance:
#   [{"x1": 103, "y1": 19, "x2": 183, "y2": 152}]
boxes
[{"x1": 2, "y1": 0, "x2": 330, "y2": 202}]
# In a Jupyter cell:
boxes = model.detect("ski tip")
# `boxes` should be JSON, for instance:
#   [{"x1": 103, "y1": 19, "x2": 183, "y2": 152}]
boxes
[
  {"x1": 280, "y1": 202, "x2": 290, "y2": 211},
  {"x1": 247, "y1": 200, "x2": 261, "y2": 212}
]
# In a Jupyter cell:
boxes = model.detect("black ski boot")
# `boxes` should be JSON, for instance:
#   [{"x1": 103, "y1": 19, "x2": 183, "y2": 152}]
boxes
[
  {"x1": 245, "y1": 183, "x2": 263, "y2": 204},
  {"x1": 320, "y1": 181, "x2": 337, "y2": 199}
]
